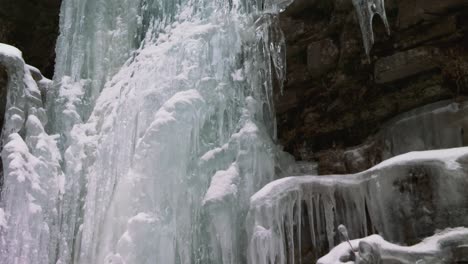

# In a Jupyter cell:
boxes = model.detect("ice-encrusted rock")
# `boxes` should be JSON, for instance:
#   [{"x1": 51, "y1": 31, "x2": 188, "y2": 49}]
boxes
[
  {"x1": 247, "y1": 147, "x2": 468, "y2": 263},
  {"x1": 374, "y1": 47, "x2": 439, "y2": 84},
  {"x1": 318, "y1": 99, "x2": 468, "y2": 174},
  {"x1": 318, "y1": 227, "x2": 468, "y2": 264},
  {"x1": 0, "y1": 43, "x2": 62, "y2": 264}
]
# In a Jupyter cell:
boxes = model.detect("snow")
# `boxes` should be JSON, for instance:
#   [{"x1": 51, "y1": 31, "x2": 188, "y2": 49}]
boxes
[
  {"x1": 372, "y1": 147, "x2": 468, "y2": 170},
  {"x1": 0, "y1": 40, "x2": 64, "y2": 264},
  {"x1": 203, "y1": 163, "x2": 240, "y2": 205},
  {"x1": 0, "y1": 43, "x2": 23, "y2": 59},
  {"x1": 0, "y1": 209, "x2": 6, "y2": 229}
]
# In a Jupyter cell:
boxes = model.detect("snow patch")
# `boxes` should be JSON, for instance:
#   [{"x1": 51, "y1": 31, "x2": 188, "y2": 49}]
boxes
[{"x1": 203, "y1": 163, "x2": 240, "y2": 205}]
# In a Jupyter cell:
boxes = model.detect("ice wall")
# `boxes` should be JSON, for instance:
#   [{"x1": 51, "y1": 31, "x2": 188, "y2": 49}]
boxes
[
  {"x1": 341, "y1": 100, "x2": 468, "y2": 173},
  {"x1": 379, "y1": 100, "x2": 468, "y2": 159},
  {"x1": 0, "y1": 1, "x2": 293, "y2": 264},
  {"x1": 247, "y1": 148, "x2": 468, "y2": 263}
]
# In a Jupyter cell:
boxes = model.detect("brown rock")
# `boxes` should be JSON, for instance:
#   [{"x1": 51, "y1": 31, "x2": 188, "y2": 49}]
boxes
[
  {"x1": 283, "y1": 0, "x2": 318, "y2": 16},
  {"x1": 374, "y1": 47, "x2": 439, "y2": 84},
  {"x1": 397, "y1": 16, "x2": 458, "y2": 49},
  {"x1": 397, "y1": 0, "x2": 468, "y2": 29},
  {"x1": 307, "y1": 39, "x2": 339, "y2": 77},
  {"x1": 453, "y1": 245, "x2": 468, "y2": 262}
]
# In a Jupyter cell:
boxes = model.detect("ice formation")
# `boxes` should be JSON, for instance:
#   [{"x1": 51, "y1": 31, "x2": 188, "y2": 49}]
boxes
[
  {"x1": 0, "y1": 0, "x2": 466, "y2": 264},
  {"x1": 318, "y1": 227, "x2": 468, "y2": 264},
  {"x1": 247, "y1": 147, "x2": 468, "y2": 263},
  {"x1": 0, "y1": 44, "x2": 62, "y2": 264},
  {"x1": 378, "y1": 100, "x2": 468, "y2": 159},
  {"x1": 351, "y1": 0, "x2": 391, "y2": 57},
  {"x1": 0, "y1": 1, "x2": 293, "y2": 264}
]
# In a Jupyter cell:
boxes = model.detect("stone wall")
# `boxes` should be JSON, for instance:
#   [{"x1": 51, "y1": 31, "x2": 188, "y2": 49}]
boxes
[
  {"x1": 0, "y1": 0, "x2": 61, "y2": 78},
  {"x1": 276, "y1": 0, "x2": 468, "y2": 174}
]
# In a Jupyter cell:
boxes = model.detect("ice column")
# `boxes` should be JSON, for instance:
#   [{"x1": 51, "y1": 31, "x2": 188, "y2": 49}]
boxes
[{"x1": 352, "y1": 0, "x2": 391, "y2": 57}]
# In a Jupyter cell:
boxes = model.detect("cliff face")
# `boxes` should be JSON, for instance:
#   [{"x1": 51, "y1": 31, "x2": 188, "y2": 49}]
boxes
[
  {"x1": 0, "y1": 0, "x2": 61, "y2": 78},
  {"x1": 276, "y1": 0, "x2": 468, "y2": 174}
]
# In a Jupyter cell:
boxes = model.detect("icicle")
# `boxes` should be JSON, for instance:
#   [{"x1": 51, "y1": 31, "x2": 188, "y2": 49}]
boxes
[{"x1": 351, "y1": 0, "x2": 391, "y2": 58}]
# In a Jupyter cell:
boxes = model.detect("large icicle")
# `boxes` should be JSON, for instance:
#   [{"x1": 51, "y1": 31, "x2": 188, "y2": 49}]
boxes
[
  {"x1": 352, "y1": 0, "x2": 391, "y2": 57},
  {"x1": 247, "y1": 147, "x2": 468, "y2": 263}
]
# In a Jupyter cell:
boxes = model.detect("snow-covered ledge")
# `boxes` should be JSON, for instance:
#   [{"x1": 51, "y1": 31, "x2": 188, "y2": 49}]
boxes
[
  {"x1": 318, "y1": 227, "x2": 468, "y2": 264},
  {"x1": 247, "y1": 147, "x2": 468, "y2": 264}
]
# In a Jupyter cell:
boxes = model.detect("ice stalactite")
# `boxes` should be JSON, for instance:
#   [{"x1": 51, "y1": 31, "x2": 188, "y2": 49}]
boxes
[
  {"x1": 0, "y1": 44, "x2": 63, "y2": 264},
  {"x1": 351, "y1": 0, "x2": 391, "y2": 57},
  {"x1": 247, "y1": 148, "x2": 468, "y2": 263}
]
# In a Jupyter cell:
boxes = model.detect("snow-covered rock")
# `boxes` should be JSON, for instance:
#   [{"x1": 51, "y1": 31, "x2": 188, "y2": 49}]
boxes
[
  {"x1": 318, "y1": 227, "x2": 468, "y2": 264},
  {"x1": 247, "y1": 147, "x2": 468, "y2": 263},
  {"x1": 0, "y1": 43, "x2": 62, "y2": 264}
]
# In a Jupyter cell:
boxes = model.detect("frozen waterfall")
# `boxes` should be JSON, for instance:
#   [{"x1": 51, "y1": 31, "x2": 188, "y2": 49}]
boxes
[
  {"x1": 0, "y1": 1, "x2": 294, "y2": 263},
  {"x1": 1, "y1": 0, "x2": 467, "y2": 264}
]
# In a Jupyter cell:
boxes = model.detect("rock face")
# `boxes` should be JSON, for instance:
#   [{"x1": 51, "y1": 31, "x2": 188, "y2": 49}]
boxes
[
  {"x1": 0, "y1": 0, "x2": 61, "y2": 78},
  {"x1": 277, "y1": 0, "x2": 468, "y2": 173}
]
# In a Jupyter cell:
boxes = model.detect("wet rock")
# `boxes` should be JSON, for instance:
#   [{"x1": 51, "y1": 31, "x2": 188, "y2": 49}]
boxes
[
  {"x1": 374, "y1": 47, "x2": 439, "y2": 84},
  {"x1": 396, "y1": 16, "x2": 458, "y2": 50},
  {"x1": 398, "y1": 0, "x2": 468, "y2": 29},
  {"x1": 453, "y1": 245, "x2": 468, "y2": 262},
  {"x1": 307, "y1": 39, "x2": 339, "y2": 77},
  {"x1": 317, "y1": 100, "x2": 468, "y2": 174}
]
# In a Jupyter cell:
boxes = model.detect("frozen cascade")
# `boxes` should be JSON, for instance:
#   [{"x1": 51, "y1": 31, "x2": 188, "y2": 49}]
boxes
[
  {"x1": 247, "y1": 148, "x2": 468, "y2": 263},
  {"x1": 0, "y1": 0, "x2": 297, "y2": 264}
]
